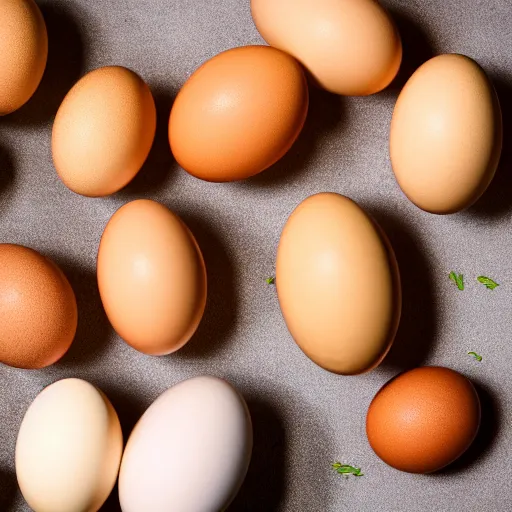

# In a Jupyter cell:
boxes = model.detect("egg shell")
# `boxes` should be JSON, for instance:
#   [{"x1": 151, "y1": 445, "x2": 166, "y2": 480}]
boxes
[
  {"x1": 251, "y1": 0, "x2": 402, "y2": 96},
  {"x1": 390, "y1": 54, "x2": 503, "y2": 214},
  {"x1": 119, "y1": 376, "x2": 253, "y2": 512},
  {"x1": 0, "y1": 0, "x2": 48, "y2": 115},
  {"x1": 276, "y1": 193, "x2": 401, "y2": 375},
  {"x1": 52, "y1": 66, "x2": 156, "y2": 197},
  {"x1": 169, "y1": 45, "x2": 308, "y2": 182},
  {"x1": 16, "y1": 379, "x2": 123, "y2": 512},
  {"x1": 97, "y1": 199, "x2": 207, "y2": 355},
  {"x1": 366, "y1": 366, "x2": 481, "y2": 473},
  {"x1": 0, "y1": 244, "x2": 77, "y2": 369}
]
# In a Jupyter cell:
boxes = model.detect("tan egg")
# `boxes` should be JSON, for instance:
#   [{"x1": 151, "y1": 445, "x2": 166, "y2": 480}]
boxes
[
  {"x1": 366, "y1": 367, "x2": 481, "y2": 473},
  {"x1": 276, "y1": 193, "x2": 401, "y2": 375},
  {"x1": 390, "y1": 54, "x2": 503, "y2": 214},
  {"x1": 251, "y1": 0, "x2": 401, "y2": 96},
  {"x1": 52, "y1": 66, "x2": 156, "y2": 197},
  {"x1": 169, "y1": 45, "x2": 308, "y2": 182},
  {"x1": 16, "y1": 379, "x2": 123, "y2": 512},
  {"x1": 0, "y1": 0, "x2": 48, "y2": 115},
  {"x1": 0, "y1": 244, "x2": 77, "y2": 369},
  {"x1": 97, "y1": 200, "x2": 207, "y2": 355}
]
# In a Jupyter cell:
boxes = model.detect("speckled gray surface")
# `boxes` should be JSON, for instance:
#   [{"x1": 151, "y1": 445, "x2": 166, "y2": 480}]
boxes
[{"x1": 1, "y1": 0, "x2": 512, "y2": 510}]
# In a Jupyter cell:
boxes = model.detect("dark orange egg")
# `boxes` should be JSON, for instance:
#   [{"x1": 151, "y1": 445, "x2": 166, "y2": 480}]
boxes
[
  {"x1": 0, "y1": 244, "x2": 77, "y2": 369},
  {"x1": 169, "y1": 45, "x2": 308, "y2": 182},
  {"x1": 366, "y1": 366, "x2": 481, "y2": 473}
]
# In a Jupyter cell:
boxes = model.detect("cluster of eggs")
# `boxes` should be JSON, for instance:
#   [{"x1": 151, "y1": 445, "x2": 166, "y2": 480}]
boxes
[{"x1": 1, "y1": 0, "x2": 501, "y2": 510}]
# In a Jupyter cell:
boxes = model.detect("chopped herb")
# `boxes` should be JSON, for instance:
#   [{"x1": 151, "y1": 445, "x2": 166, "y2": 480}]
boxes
[
  {"x1": 266, "y1": 277, "x2": 275, "y2": 285},
  {"x1": 477, "y1": 276, "x2": 499, "y2": 290},
  {"x1": 449, "y1": 271, "x2": 464, "y2": 291},
  {"x1": 332, "y1": 462, "x2": 364, "y2": 477},
  {"x1": 468, "y1": 351, "x2": 482, "y2": 362}
]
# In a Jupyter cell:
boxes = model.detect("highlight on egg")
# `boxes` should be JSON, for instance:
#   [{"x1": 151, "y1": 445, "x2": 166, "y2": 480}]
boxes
[
  {"x1": 169, "y1": 45, "x2": 309, "y2": 182},
  {"x1": 276, "y1": 193, "x2": 401, "y2": 375},
  {"x1": 119, "y1": 376, "x2": 253, "y2": 512},
  {"x1": 16, "y1": 378, "x2": 123, "y2": 512},
  {"x1": 390, "y1": 54, "x2": 503, "y2": 214},
  {"x1": 0, "y1": 244, "x2": 77, "y2": 369},
  {"x1": 251, "y1": 0, "x2": 402, "y2": 96},
  {"x1": 0, "y1": 0, "x2": 48, "y2": 115},
  {"x1": 366, "y1": 366, "x2": 481, "y2": 473},
  {"x1": 52, "y1": 66, "x2": 156, "y2": 197},
  {"x1": 97, "y1": 199, "x2": 207, "y2": 355}
]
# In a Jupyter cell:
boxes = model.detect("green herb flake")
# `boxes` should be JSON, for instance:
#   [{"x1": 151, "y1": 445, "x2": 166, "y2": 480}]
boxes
[
  {"x1": 266, "y1": 277, "x2": 275, "y2": 285},
  {"x1": 468, "y1": 351, "x2": 483, "y2": 362},
  {"x1": 332, "y1": 462, "x2": 364, "y2": 477},
  {"x1": 449, "y1": 271, "x2": 464, "y2": 291},
  {"x1": 477, "y1": 276, "x2": 499, "y2": 290}
]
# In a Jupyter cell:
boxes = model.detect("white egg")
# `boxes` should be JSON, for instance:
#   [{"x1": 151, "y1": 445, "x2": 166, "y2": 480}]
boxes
[
  {"x1": 119, "y1": 376, "x2": 253, "y2": 512},
  {"x1": 16, "y1": 379, "x2": 123, "y2": 512}
]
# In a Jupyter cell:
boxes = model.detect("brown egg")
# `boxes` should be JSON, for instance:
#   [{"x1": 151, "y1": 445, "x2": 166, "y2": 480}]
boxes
[
  {"x1": 251, "y1": 0, "x2": 402, "y2": 96},
  {"x1": 390, "y1": 54, "x2": 502, "y2": 214},
  {"x1": 276, "y1": 193, "x2": 401, "y2": 375},
  {"x1": 97, "y1": 200, "x2": 207, "y2": 355},
  {"x1": 0, "y1": 244, "x2": 77, "y2": 369},
  {"x1": 52, "y1": 66, "x2": 156, "y2": 197},
  {"x1": 366, "y1": 366, "x2": 481, "y2": 473},
  {"x1": 0, "y1": 0, "x2": 48, "y2": 115},
  {"x1": 169, "y1": 45, "x2": 308, "y2": 182}
]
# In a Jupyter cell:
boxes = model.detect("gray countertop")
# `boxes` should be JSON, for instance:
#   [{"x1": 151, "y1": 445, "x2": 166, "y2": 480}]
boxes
[{"x1": 1, "y1": 0, "x2": 512, "y2": 510}]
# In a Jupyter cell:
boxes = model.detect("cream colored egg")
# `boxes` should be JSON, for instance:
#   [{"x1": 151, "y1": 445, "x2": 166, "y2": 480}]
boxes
[
  {"x1": 52, "y1": 66, "x2": 156, "y2": 197},
  {"x1": 97, "y1": 199, "x2": 207, "y2": 355},
  {"x1": 390, "y1": 54, "x2": 502, "y2": 214},
  {"x1": 251, "y1": 0, "x2": 402, "y2": 96},
  {"x1": 0, "y1": 0, "x2": 48, "y2": 115},
  {"x1": 16, "y1": 379, "x2": 123, "y2": 512},
  {"x1": 119, "y1": 376, "x2": 253, "y2": 512},
  {"x1": 276, "y1": 193, "x2": 401, "y2": 375}
]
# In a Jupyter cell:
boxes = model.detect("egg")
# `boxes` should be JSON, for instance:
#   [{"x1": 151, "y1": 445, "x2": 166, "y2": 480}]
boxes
[
  {"x1": 276, "y1": 193, "x2": 401, "y2": 375},
  {"x1": 366, "y1": 366, "x2": 481, "y2": 473},
  {"x1": 390, "y1": 54, "x2": 503, "y2": 214},
  {"x1": 251, "y1": 0, "x2": 401, "y2": 96},
  {"x1": 97, "y1": 199, "x2": 207, "y2": 355},
  {"x1": 52, "y1": 66, "x2": 156, "y2": 197},
  {"x1": 0, "y1": 0, "x2": 48, "y2": 115},
  {"x1": 0, "y1": 244, "x2": 77, "y2": 369},
  {"x1": 169, "y1": 45, "x2": 308, "y2": 182},
  {"x1": 16, "y1": 378, "x2": 123, "y2": 512},
  {"x1": 119, "y1": 376, "x2": 252, "y2": 512}
]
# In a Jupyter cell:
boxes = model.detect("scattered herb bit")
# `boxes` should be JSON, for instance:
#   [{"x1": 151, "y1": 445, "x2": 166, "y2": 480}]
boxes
[
  {"x1": 332, "y1": 462, "x2": 364, "y2": 477},
  {"x1": 468, "y1": 351, "x2": 483, "y2": 362},
  {"x1": 266, "y1": 277, "x2": 275, "y2": 285},
  {"x1": 477, "y1": 276, "x2": 499, "y2": 290},
  {"x1": 449, "y1": 271, "x2": 464, "y2": 291}
]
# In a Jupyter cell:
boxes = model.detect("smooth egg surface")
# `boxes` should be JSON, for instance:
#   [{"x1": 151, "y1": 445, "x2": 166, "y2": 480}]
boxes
[
  {"x1": 366, "y1": 366, "x2": 481, "y2": 473},
  {"x1": 0, "y1": 244, "x2": 77, "y2": 369},
  {"x1": 16, "y1": 379, "x2": 123, "y2": 512},
  {"x1": 52, "y1": 66, "x2": 156, "y2": 197},
  {"x1": 251, "y1": 0, "x2": 402, "y2": 96},
  {"x1": 119, "y1": 376, "x2": 253, "y2": 512},
  {"x1": 97, "y1": 199, "x2": 207, "y2": 355},
  {"x1": 169, "y1": 45, "x2": 308, "y2": 182},
  {"x1": 390, "y1": 54, "x2": 502, "y2": 214},
  {"x1": 0, "y1": 0, "x2": 48, "y2": 115},
  {"x1": 276, "y1": 193, "x2": 401, "y2": 375}
]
